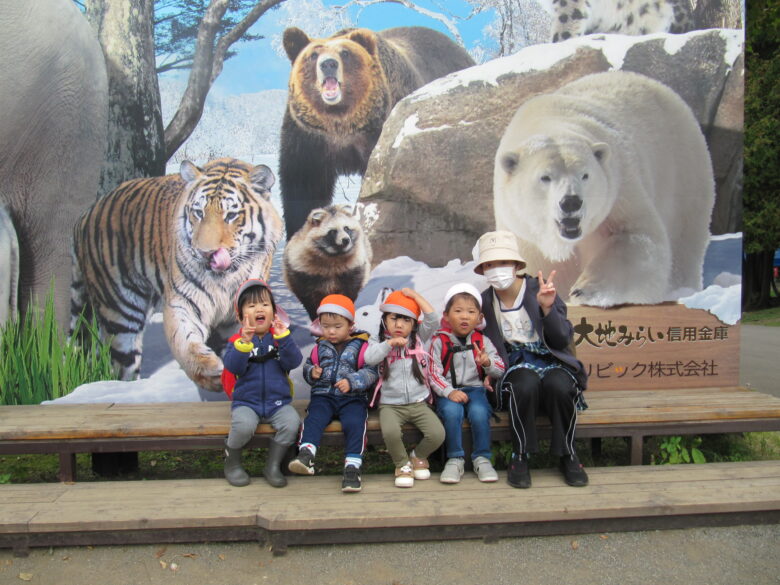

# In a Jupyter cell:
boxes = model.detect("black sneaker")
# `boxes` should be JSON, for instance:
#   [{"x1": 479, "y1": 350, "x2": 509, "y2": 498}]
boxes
[
  {"x1": 507, "y1": 454, "x2": 531, "y2": 489},
  {"x1": 560, "y1": 453, "x2": 589, "y2": 487},
  {"x1": 288, "y1": 447, "x2": 315, "y2": 475},
  {"x1": 341, "y1": 465, "x2": 362, "y2": 493}
]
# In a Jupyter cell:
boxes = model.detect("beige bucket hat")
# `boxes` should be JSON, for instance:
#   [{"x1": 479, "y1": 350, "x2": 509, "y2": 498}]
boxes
[{"x1": 473, "y1": 230, "x2": 527, "y2": 275}]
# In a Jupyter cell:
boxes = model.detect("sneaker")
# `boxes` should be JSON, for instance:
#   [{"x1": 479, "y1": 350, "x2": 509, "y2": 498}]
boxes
[
  {"x1": 288, "y1": 447, "x2": 315, "y2": 475},
  {"x1": 341, "y1": 465, "x2": 362, "y2": 493},
  {"x1": 439, "y1": 457, "x2": 465, "y2": 484},
  {"x1": 507, "y1": 454, "x2": 531, "y2": 489},
  {"x1": 410, "y1": 455, "x2": 430, "y2": 480},
  {"x1": 473, "y1": 455, "x2": 499, "y2": 483},
  {"x1": 559, "y1": 453, "x2": 589, "y2": 487},
  {"x1": 394, "y1": 463, "x2": 414, "y2": 488}
]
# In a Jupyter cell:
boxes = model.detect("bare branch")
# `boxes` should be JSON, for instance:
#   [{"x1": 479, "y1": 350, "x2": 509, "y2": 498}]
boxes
[{"x1": 336, "y1": 0, "x2": 464, "y2": 45}]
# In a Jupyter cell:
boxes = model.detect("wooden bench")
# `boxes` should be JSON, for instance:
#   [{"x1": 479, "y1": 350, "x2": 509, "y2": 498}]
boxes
[
  {"x1": 2, "y1": 460, "x2": 780, "y2": 556},
  {"x1": 2, "y1": 386, "x2": 780, "y2": 481}
]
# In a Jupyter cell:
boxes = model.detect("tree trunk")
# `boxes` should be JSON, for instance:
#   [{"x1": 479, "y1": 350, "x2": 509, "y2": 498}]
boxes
[
  {"x1": 85, "y1": 0, "x2": 166, "y2": 197},
  {"x1": 692, "y1": 0, "x2": 743, "y2": 29},
  {"x1": 742, "y1": 250, "x2": 773, "y2": 311}
]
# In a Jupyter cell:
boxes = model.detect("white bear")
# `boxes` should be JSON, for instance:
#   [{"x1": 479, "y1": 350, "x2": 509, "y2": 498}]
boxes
[{"x1": 493, "y1": 71, "x2": 715, "y2": 307}]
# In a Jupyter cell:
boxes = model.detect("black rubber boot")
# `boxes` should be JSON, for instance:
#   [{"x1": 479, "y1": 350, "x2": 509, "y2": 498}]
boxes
[
  {"x1": 224, "y1": 443, "x2": 250, "y2": 487},
  {"x1": 263, "y1": 440, "x2": 289, "y2": 488}
]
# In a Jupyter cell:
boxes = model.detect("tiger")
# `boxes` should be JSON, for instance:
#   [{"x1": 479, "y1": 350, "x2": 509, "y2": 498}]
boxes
[{"x1": 70, "y1": 157, "x2": 284, "y2": 392}]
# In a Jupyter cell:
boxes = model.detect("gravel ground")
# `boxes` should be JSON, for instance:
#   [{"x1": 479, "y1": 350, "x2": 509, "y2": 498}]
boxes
[{"x1": 2, "y1": 525, "x2": 779, "y2": 585}]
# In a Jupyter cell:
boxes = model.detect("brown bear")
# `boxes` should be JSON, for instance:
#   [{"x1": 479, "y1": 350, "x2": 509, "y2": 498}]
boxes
[{"x1": 279, "y1": 26, "x2": 475, "y2": 238}]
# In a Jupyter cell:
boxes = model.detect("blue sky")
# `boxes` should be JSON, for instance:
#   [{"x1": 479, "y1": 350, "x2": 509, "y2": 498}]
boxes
[{"x1": 173, "y1": 0, "x2": 494, "y2": 96}]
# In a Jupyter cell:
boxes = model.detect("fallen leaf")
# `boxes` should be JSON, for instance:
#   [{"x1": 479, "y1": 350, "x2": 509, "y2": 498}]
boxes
[
  {"x1": 181, "y1": 553, "x2": 198, "y2": 559},
  {"x1": 150, "y1": 460, "x2": 157, "y2": 467},
  {"x1": 170, "y1": 563, "x2": 179, "y2": 572},
  {"x1": 218, "y1": 554, "x2": 226, "y2": 561},
  {"x1": 599, "y1": 534, "x2": 609, "y2": 540},
  {"x1": 159, "y1": 560, "x2": 167, "y2": 570},
  {"x1": 61, "y1": 556, "x2": 70, "y2": 561},
  {"x1": 154, "y1": 547, "x2": 167, "y2": 559},
  {"x1": 18, "y1": 574, "x2": 33, "y2": 582},
  {"x1": 571, "y1": 540, "x2": 580, "y2": 550}
]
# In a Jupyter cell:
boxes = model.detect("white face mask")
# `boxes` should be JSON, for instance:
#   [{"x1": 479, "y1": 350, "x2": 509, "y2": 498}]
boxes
[{"x1": 484, "y1": 266, "x2": 516, "y2": 290}]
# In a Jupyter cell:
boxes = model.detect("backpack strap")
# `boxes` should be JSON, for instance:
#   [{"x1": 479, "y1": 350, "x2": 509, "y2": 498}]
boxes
[{"x1": 439, "y1": 331, "x2": 486, "y2": 389}]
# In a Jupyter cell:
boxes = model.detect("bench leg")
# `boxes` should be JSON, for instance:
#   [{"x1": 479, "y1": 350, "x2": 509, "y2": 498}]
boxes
[
  {"x1": 630, "y1": 435, "x2": 644, "y2": 465},
  {"x1": 58, "y1": 453, "x2": 77, "y2": 482},
  {"x1": 270, "y1": 533, "x2": 288, "y2": 556},
  {"x1": 591, "y1": 437, "x2": 603, "y2": 460}
]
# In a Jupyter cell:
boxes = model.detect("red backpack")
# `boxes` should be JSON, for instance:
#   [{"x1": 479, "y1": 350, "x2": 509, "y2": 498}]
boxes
[{"x1": 434, "y1": 330, "x2": 487, "y2": 388}]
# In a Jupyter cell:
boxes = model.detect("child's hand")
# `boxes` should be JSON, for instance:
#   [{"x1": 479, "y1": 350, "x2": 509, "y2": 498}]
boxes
[
  {"x1": 240, "y1": 313, "x2": 255, "y2": 344},
  {"x1": 400, "y1": 287, "x2": 433, "y2": 313},
  {"x1": 272, "y1": 315, "x2": 288, "y2": 335},
  {"x1": 477, "y1": 350, "x2": 491, "y2": 367},
  {"x1": 387, "y1": 336, "x2": 408, "y2": 348},
  {"x1": 448, "y1": 389, "x2": 469, "y2": 403},
  {"x1": 311, "y1": 365, "x2": 323, "y2": 380},
  {"x1": 335, "y1": 378, "x2": 351, "y2": 393},
  {"x1": 483, "y1": 378, "x2": 494, "y2": 392}
]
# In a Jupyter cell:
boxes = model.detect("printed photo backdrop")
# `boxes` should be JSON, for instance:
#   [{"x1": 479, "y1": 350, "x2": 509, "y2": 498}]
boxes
[{"x1": 2, "y1": 1, "x2": 743, "y2": 404}]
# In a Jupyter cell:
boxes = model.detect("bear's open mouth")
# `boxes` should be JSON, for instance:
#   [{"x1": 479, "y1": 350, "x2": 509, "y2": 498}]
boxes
[
  {"x1": 557, "y1": 218, "x2": 582, "y2": 240},
  {"x1": 321, "y1": 77, "x2": 342, "y2": 104}
]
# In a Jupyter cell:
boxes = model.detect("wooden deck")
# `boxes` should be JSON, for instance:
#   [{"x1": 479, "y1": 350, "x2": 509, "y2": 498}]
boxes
[{"x1": 2, "y1": 460, "x2": 780, "y2": 555}]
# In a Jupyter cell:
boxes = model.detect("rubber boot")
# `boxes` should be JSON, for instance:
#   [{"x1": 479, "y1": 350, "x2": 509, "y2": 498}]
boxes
[
  {"x1": 263, "y1": 440, "x2": 289, "y2": 488},
  {"x1": 224, "y1": 443, "x2": 250, "y2": 487}
]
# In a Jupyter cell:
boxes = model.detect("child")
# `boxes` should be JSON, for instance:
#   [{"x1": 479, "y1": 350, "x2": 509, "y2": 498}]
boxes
[
  {"x1": 222, "y1": 279, "x2": 303, "y2": 488},
  {"x1": 289, "y1": 294, "x2": 378, "y2": 493},
  {"x1": 474, "y1": 230, "x2": 589, "y2": 488},
  {"x1": 364, "y1": 288, "x2": 445, "y2": 488},
  {"x1": 430, "y1": 283, "x2": 506, "y2": 484}
]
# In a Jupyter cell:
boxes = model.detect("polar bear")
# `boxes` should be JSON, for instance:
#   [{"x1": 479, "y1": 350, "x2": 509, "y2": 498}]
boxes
[{"x1": 493, "y1": 71, "x2": 715, "y2": 307}]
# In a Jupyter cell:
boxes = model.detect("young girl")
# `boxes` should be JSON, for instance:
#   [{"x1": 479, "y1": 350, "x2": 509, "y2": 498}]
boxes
[
  {"x1": 222, "y1": 279, "x2": 302, "y2": 488},
  {"x1": 364, "y1": 288, "x2": 445, "y2": 488}
]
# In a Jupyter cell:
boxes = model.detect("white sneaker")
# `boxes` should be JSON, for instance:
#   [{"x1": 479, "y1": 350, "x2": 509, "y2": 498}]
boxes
[
  {"x1": 394, "y1": 463, "x2": 414, "y2": 488},
  {"x1": 410, "y1": 455, "x2": 431, "y2": 480},
  {"x1": 440, "y1": 457, "x2": 465, "y2": 484},
  {"x1": 473, "y1": 456, "x2": 499, "y2": 482}
]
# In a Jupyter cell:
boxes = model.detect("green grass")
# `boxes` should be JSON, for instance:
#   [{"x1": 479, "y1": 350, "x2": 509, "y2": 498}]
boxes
[
  {"x1": 0, "y1": 286, "x2": 116, "y2": 405},
  {"x1": 742, "y1": 305, "x2": 780, "y2": 326}
]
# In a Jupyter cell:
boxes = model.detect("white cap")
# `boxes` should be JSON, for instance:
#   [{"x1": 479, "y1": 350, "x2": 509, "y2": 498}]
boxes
[{"x1": 443, "y1": 283, "x2": 482, "y2": 309}]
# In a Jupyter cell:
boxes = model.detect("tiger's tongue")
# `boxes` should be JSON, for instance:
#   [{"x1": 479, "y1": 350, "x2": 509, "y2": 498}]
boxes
[{"x1": 210, "y1": 248, "x2": 231, "y2": 271}]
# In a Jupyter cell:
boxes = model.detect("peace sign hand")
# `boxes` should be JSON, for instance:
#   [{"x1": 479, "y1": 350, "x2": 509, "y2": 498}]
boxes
[
  {"x1": 537, "y1": 270, "x2": 557, "y2": 314},
  {"x1": 240, "y1": 313, "x2": 256, "y2": 344}
]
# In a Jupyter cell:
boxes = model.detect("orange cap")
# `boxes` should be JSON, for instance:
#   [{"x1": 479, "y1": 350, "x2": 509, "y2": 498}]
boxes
[
  {"x1": 317, "y1": 294, "x2": 356, "y2": 322},
  {"x1": 380, "y1": 290, "x2": 421, "y2": 320}
]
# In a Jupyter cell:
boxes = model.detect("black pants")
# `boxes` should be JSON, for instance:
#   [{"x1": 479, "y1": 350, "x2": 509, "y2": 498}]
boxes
[{"x1": 505, "y1": 368, "x2": 579, "y2": 457}]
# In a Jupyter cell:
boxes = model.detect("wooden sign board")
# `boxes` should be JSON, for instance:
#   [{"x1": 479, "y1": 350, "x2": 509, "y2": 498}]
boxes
[{"x1": 569, "y1": 303, "x2": 739, "y2": 391}]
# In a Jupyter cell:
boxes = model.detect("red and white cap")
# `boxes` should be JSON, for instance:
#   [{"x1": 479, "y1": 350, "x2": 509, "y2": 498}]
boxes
[{"x1": 317, "y1": 294, "x2": 356, "y2": 322}]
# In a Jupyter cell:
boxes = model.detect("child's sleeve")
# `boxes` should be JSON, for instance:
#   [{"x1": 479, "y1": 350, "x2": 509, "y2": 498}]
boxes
[
  {"x1": 428, "y1": 335, "x2": 455, "y2": 398},
  {"x1": 274, "y1": 330, "x2": 303, "y2": 371},
  {"x1": 345, "y1": 360, "x2": 378, "y2": 393},
  {"x1": 222, "y1": 337, "x2": 252, "y2": 375},
  {"x1": 482, "y1": 336, "x2": 506, "y2": 379},
  {"x1": 418, "y1": 310, "x2": 439, "y2": 341},
  {"x1": 363, "y1": 338, "x2": 391, "y2": 366},
  {"x1": 302, "y1": 346, "x2": 317, "y2": 385}
]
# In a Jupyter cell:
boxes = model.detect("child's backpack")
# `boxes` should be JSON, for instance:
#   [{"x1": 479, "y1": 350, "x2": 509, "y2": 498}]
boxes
[
  {"x1": 221, "y1": 332, "x2": 294, "y2": 399},
  {"x1": 433, "y1": 330, "x2": 504, "y2": 410},
  {"x1": 369, "y1": 336, "x2": 432, "y2": 408}
]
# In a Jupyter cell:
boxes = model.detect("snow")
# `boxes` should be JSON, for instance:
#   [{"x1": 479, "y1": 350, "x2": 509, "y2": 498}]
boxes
[
  {"x1": 410, "y1": 29, "x2": 744, "y2": 102},
  {"x1": 679, "y1": 284, "x2": 742, "y2": 326}
]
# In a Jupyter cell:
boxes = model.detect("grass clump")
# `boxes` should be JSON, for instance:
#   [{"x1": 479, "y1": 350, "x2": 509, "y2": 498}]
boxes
[{"x1": 0, "y1": 286, "x2": 116, "y2": 405}]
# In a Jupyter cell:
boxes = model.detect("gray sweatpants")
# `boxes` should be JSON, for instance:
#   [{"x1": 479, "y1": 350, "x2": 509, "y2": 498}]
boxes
[
  {"x1": 379, "y1": 402, "x2": 445, "y2": 468},
  {"x1": 226, "y1": 404, "x2": 301, "y2": 449}
]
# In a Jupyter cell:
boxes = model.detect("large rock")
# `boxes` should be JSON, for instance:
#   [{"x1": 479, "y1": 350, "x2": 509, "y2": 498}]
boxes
[{"x1": 360, "y1": 29, "x2": 744, "y2": 267}]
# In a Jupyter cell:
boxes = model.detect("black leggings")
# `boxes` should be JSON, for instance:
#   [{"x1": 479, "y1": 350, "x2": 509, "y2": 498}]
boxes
[{"x1": 504, "y1": 368, "x2": 579, "y2": 457}]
